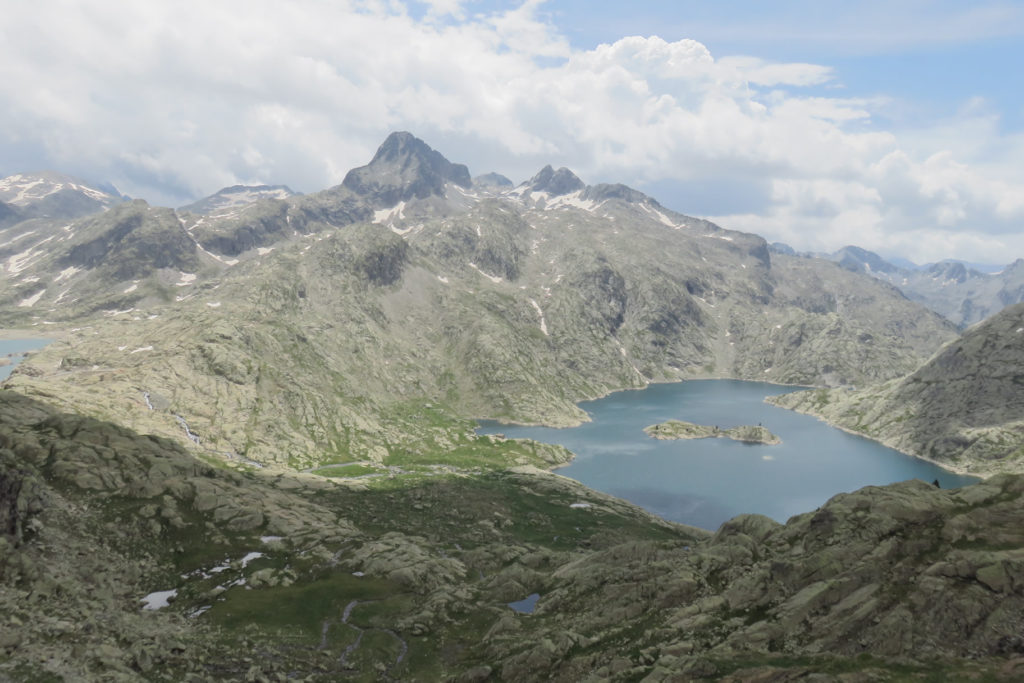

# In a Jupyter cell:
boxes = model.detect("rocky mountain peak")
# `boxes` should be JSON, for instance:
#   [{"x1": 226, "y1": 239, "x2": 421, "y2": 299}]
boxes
[
  {"x1": 0, "y1": 171, "x2": 125, "y2": 220},
  {"x1": 178, "y1": 184, "x2": 297, "y2": 215},
  {"x1": 832, "y1": 245, "x2": 901, "y2": 275},
  {"x1": 526, "y1": 165, "x2": 585, "y2": 196},
  {"x1": 341, "y1": 131, "x2": 471, "y2": 206},
  {"x1": 473, "y1": 172, "x2": 513, "y2": 189},
  {"x1": 926, "y1": 260, "x2": 973, "y2": 283}
]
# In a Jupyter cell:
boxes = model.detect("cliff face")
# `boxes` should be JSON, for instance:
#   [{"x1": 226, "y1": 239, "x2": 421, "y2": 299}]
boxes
[{"x1": 774, "y1": 302, "x2": 1024, "y2": 475}]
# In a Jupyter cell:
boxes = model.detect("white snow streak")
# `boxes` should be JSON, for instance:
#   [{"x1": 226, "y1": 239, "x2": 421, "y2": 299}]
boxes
[
  {"x1": 17, "y1": 290, "x2": 45, "y2": 307},
  {"x1": 529, "y1": 298, "x2": 549, "y2": 336},
  {"x1": 468, "y1": 262, "x2": 503, "y2": 283}
]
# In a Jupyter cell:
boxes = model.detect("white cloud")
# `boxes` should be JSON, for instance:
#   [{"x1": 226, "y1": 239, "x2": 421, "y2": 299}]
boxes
[{"x1": 0, "y1": 0, "x2": 1021, "y2": 263}]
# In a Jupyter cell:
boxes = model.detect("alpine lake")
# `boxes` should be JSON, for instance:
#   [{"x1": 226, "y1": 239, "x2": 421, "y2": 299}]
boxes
[{"x1": 478, "y1": 379, "x2": 978, "y2": 531}]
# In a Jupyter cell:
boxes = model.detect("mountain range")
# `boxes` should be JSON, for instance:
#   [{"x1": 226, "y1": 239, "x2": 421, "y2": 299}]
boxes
[
  {"x1": 3, "y1": 132, "x2": 1024, "y2": 680},
  {"x1": 772, "y1": 243, "x2": 1024, "y2": 328},
  {"x1": 1, "y1": 133, "x2": 957, "y2": 469}
]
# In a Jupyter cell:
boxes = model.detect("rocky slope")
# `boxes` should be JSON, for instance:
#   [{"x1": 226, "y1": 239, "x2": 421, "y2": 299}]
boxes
[
  {"x1": 772, "y1": 302, "x2": 1024, "y2": 475},
  {"x1": 0, "y1": 133, "x2": 958, "y2": 469},
  {"x1": 2, "y1": 391, "x2": 1023, "y2": 681}
]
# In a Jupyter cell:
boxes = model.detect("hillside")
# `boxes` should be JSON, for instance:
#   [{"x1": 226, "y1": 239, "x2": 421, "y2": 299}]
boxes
[
  {"x1": 3, "y1": 391, "x2": 1024, "y2": 681},
  {"x1": 772, "y1": 302, "x2": 1024, "y2": 475},
  {"x1": 0, "y1": 133, "x2": 957, "y2": 470}
]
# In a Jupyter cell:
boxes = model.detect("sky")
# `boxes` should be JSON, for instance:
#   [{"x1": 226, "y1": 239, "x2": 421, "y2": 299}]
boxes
[{"x1": 1, "y1": 0, "x2": 1023, "y2": 264}]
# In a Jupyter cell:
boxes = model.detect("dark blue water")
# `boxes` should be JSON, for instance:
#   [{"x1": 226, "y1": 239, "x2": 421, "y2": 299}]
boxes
[
  {"x1": 508, "y1": 593, "x2": 540, "y2": 614},
  {"x1": 479, "y1": 380, "x2": 977, "y2": 530},
  {"x1": 0, "y1": 338, "x2": 53, "y2": 381}
]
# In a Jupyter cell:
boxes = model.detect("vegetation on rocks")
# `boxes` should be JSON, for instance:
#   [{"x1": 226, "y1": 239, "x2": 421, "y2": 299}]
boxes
[{"x1": 3, "y1": 392, "x2": 1024, "y2": 681}]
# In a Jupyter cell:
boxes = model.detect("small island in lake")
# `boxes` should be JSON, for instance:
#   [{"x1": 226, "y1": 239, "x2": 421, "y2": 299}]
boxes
[{"x1": 644, "y1": 420, "x2": 781, "y2": 445}]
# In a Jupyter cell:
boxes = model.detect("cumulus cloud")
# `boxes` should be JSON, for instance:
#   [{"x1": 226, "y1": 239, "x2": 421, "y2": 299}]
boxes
[{"x1": 0, "y1": 0, "x2": 1021, "y2": 262}]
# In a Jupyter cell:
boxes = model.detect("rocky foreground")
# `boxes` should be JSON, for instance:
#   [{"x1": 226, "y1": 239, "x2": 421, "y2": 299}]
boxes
[
  {"x1": 645, "y1": 420, "x2": 781, "y2": 445},
  {"x1": 3, "y1": 390, "x2": 1024, "y2": 681}
]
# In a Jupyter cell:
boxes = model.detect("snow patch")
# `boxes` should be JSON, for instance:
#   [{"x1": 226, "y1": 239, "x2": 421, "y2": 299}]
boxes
[
  {"x1": 123, "y1": 283, "x2": 138, "y2": 294},
  {"x1": 569, "y1": 502, "x2": 591, "y2": 509},
  {"x1": 54, "y1": 266, "x2": 81, "y2": 283},
  {"x1": 206, "y1": 301, "x2": 221, "y2": 307},
  {"x1": 437, "y1": 275, "x2": 449, "y2": 284},
  {"x1": 141, "y1": 589, "x2": 177, "y2": 611},
  {"x1": 468, "y1": 262, "x2": 503, "y2": 283},
  {"x1": 175, "y1": 272, "x2": 197, "y2": 286},
  {"x1": 197, "y1": 243, "x2": 239, "y2": 266},
  {"x1": 17, "y1": 290, "x2": 45, "y2": 307},
  {"x1": 391, "y1": 222, "x2": 422, "y2": 236},
  {"x1": 0, "y1": 229, "x2": 36, "y2": 249},
  {"x1": 240, "y1": 552, "x2": 264, "y2": 568},
  {"x1": 130, "y1": 346, "x2": 153, "y2": 354},
  {"x1": 6, "y1": 247, "x2": 40, "y2": 274},
  {"x1": 529, "y1": 298, "x2": 549, "y2": 336},
  {"x1": 256, "y1": 247, "x2": 274, "y2": 256},
  {"x1": 373, "y1": 201, "x2": 407, "y2": 225}
]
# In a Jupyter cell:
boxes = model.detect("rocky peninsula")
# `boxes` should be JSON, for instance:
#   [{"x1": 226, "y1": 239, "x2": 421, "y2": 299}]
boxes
[{"x1": 644, "y1": 419, "x2": 781, "y2": 444}]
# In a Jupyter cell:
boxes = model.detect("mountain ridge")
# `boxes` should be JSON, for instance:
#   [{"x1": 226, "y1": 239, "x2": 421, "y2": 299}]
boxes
[{"x1": 0, "y1": 132, "x2": 957, "y2": 471}]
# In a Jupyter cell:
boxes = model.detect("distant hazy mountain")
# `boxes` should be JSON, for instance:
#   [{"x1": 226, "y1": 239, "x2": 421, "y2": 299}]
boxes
[
  {"x1": 821, "y1": 245, "x2": 1024, "y2": 327},
  {"x1": 472, "y1": 172, "x2": 513, "y2": 188},
  {"x1": 0, "y1": 171, "x2": 126, "y2": 220},
  {"x1": 178, "y1": 184, "x2": 297, "y2": 215}
]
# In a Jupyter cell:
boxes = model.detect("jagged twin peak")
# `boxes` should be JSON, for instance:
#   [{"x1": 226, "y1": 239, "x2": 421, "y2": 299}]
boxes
[
  {"x1": 525, "y1": 165, "x2": 586, "y2": 196},
  {"x1": 0, "y1": 171, "x2": 126, "y2": 220},
  {"x1": 178, "y1": 185, "x2": 297, "y2": 216}
]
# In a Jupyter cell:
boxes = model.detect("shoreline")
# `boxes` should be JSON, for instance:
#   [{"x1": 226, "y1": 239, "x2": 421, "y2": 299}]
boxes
[
  {"x1": 770, "y1": 398, "x2": 989, "y2": 480},
  {"x1": 478, "y1": 374, "x2": 993, "y2": 482}
]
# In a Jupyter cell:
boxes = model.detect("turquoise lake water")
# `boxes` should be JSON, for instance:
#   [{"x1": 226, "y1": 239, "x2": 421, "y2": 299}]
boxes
[
  {"x1": 478, "y1": 379, "x2": 977, "y2": 531},
  {"x1": 0, "y1": 337, "x2": 53, "y2": 381}
]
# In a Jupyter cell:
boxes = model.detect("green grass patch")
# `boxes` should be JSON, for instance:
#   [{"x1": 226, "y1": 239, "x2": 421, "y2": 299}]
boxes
[
  {"x1": 312, "y1": 463, "x2": 383, "y2": 478},
  {"x1": 205, "y1": 571, "x2": 404, "y2": 641}
]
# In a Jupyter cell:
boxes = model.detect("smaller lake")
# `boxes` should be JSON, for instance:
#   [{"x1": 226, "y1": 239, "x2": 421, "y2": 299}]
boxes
[
  {"x1": 478, "y1": 380, "x2": 977, "y2": 531},
  {"x1": 0, "y1": 337, "x2": 53, "y2": 382}
]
